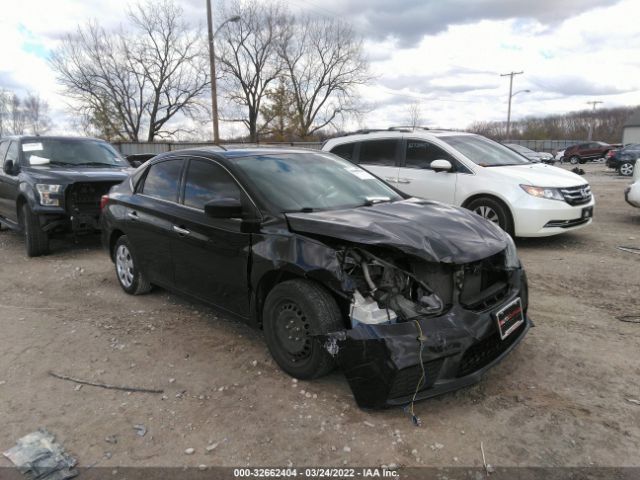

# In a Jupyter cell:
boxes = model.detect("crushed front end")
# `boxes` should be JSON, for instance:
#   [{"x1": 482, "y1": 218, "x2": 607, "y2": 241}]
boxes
[{"x1": 325, "y1": 243, "x2": 530, "y2": 409}]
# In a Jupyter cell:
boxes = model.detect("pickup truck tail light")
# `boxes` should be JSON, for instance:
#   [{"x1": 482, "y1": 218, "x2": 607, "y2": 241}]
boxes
[{"x1": 100, "y1": 194, "x2": 110, "y2": 211}]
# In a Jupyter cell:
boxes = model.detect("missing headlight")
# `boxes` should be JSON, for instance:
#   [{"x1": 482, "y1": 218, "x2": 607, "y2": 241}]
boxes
[{"x1": 341, "y1": 248, "x2": 444, "y2": 326}]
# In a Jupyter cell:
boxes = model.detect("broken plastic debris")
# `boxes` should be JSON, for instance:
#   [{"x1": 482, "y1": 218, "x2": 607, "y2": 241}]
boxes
[
  {"x1": 133, "y1": 424, "x2": 147, "y2": 437},
  {"x1": 3, "y1": 429, "x2": 78, "y2": 480}
]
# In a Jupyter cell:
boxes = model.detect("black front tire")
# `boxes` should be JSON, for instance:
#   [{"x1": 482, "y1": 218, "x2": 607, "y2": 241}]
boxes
[
  {"x1": 263, "y1": 279, "x2": 344, "y2": 380},
  {"x1": 569, "y1": 156, "x2": 580, "y2": 165},
  {"x1": 466, "y1": 197, "x2": 514, "y2": 237},
  {"x1": 113, "y1": 235, "x2": 152, "y2": 295},
  {"x1": 22, "y1": 204, "x2": 49, "y2": 257}
]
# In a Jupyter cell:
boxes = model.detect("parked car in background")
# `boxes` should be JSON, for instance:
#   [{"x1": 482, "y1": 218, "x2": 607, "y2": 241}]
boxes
[
  {"x1": 0, "y1": 136, "x2": 130, "y2": 256},
  {"x1": 101, "y1": 147, "x2": 530, "y2": 408},
  {"x1": 563, "y1": 142, "x2": 611, "y2": 164},
  {"x1": 323, "y1": 128, "x2": 595, "y2": 237},
  {"x1": 625, "y1": 165, "x2": 640, "y2": 208},
  {"x1": 608, "y1": 144, "x2": 639, "y2": 176},
  {"x1": 504, "y1": 144, "x2": 555, "y2": 164}
]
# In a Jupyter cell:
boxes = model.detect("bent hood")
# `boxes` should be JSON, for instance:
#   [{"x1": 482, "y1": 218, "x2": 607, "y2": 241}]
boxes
[{"x1": 285, "y1": 198, "x2": 507, "y2": 264}]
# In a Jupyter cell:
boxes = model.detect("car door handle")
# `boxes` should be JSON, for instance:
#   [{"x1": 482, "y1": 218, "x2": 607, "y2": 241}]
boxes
[
  {"x1": 173, "y1": 225, "x2": 190, "y2": 236},
  {"x1": 127, "y1": 211, "x2": 138, "y2": 220},
  {"x1": 397, "y1": 178, "x2": 411, "y2": 184}
]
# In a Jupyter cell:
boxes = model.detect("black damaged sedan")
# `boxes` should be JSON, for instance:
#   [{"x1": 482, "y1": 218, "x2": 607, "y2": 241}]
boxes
[{"x1": 101, "y1": 148, "x2": 530, "y2": 409}]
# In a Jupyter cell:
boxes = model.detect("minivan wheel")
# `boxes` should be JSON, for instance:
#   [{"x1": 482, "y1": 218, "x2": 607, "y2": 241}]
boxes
[
  {"x1": 22, "y1": 204, "x2": 49, "y2": 257},
  {"x1": 113, "y1": 235, "x2": 152, "y2": 295},
  {"x1": 466, "y1": 197, "x2": 514, "y2": 236},
  {"x1": 619, "y1": 162, "x2": 634, "y2": 176},
  {"x1": 569, "y1": 156, "x2": 580, "y2": 165},
  {"x1": 263, "y1": 279, "x2": 343, "y2": 380}
]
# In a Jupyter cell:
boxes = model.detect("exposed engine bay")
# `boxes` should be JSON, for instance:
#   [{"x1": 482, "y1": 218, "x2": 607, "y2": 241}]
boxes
[{"x1": 340, "y1": 247, "x2": 511, "y2": 328}]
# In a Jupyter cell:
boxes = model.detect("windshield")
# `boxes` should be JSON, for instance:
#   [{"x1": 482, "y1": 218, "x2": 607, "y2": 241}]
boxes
[
  {"x1": 441, "y1": 135, "x2": 530, "y2": 166},
  {"x1": 233, "y1": 152, "x2": 403, "y2": 212},
  {"x1": 21, "y1": 139, "x2": 127, "y2": 168}
]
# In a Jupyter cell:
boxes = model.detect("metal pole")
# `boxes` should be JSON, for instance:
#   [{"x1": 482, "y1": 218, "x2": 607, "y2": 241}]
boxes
[
  {"x1": 501, "y1": 71, "x2": 523, "y2": 141},
  {"x1": 586, "y1": 101, "x2": 602, "y2": 141},
  {"x1": 207, "y1": 0, "x2": 220, "y2": 144}
]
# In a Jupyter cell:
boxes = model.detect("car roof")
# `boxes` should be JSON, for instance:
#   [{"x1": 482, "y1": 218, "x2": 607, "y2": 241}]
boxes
[
  {"x1": 150, "y1": 147, "x2": 326, "y2": 167},
  {"x1": 323, "y1": 128, "x2": 475, "y2": 146}
]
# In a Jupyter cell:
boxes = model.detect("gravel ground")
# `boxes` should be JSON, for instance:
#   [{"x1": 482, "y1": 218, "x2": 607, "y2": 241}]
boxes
[{"x1": 0, "y1": 162, "x2": 639, "y2": 469}]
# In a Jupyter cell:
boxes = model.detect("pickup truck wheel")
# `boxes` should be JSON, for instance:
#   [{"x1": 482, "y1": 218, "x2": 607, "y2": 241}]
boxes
[
  {"x1": 114, "y1": 235, "x2": 152, "y2": 295},
  {"x1": 619, "y1": 162, "x2": 634, "y2": 176},
  {"x1": 263, "y1": 279, "x2": 343, "y2": 380},
  {"x1": 466, "y1": 197, "x2": 514, "y2": 236},
  {"x1": 569, "y1": 156, "x2": 580, "y2": 165},
  {"x1": 22, "y1": 204, "x2": 49, "y2": 257}
]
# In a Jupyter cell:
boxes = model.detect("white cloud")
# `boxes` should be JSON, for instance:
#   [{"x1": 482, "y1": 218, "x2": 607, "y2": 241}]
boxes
[{"x1": 1, "y1": 0, "x2": 639, "y2": 138}]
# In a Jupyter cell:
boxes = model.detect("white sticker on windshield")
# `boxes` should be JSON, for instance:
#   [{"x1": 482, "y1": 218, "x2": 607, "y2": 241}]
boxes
[
  {"x1": 345, "y1": 166, "x2": 375, "y2": 180},
  {"x1": 22, "y1": 143, "x2": 43, "y2": 152},
  {"x1": 29, "y1": 155, "x2": 51, "y2": 166}
]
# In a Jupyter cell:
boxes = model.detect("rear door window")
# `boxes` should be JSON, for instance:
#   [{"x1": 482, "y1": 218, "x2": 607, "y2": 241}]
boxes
[
  {"x1": 404, "y1": 140, "x2": 455, "y2": 169},
  {"x1": 183, "y1": 159, "x2": 241, "y2": 210},
  {"x1": 141, "y1": 159, "x2": 183, "y2": 203},
  {"x1": 358, "y1": 139, "x2": 398, "y2": 166}
]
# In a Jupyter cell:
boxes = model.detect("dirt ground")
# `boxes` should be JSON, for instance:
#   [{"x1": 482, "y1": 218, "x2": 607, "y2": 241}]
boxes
[{"x1": 0, "y1": 162, "x2": 639, "y2": 470}]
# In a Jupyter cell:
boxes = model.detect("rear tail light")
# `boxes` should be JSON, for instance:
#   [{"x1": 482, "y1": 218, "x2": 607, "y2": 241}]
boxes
[{"x1": 100, "y1": 194, "x2": 110, "y2": 211}]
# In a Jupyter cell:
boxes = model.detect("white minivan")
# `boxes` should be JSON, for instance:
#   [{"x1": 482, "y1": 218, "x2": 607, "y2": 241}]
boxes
[{"x1": 322, "y1": 129, "x2": 595, "y2": 237}]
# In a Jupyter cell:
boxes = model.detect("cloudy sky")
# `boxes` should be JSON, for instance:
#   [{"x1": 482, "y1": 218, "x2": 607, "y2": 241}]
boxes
[{"x1": 1, "y1": 0, "x2": 639, "y2": 138}]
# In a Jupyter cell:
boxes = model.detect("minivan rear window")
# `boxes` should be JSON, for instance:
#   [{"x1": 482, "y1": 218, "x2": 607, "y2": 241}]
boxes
[
  {"x1": 330, "y1": 143, "x2": 355, "y2": 161},
  {"x1": 358, "y1": 139, "x2": 398, "y2": 166}
]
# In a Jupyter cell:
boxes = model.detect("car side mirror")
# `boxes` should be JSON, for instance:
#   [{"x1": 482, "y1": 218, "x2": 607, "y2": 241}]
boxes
[
  {"x1": 204, "y1": 198, "x2": 243, "y2": 218},
  {"x1": 3, "y1": 160, "x2": 14, "y2": 175},
  {"x1": 431, "y1": 159, "x2": 453, "y2": 172}
]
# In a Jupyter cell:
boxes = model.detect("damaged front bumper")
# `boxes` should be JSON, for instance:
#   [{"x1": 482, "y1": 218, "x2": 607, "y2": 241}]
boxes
[{"x1": 325, "y1": 288, "x2": 530, "y2": 409}]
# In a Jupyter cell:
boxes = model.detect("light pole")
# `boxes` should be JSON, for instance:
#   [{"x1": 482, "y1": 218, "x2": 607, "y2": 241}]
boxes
[
  {"x1": 501, "y1": 71, "x2": 525, "y2": 140},
  {"x1": 586, "y1": 100, "x2": 603, "y2": 141},
  {"x1": 207, "y1": 1, "x2": 240, "y2": 144}
]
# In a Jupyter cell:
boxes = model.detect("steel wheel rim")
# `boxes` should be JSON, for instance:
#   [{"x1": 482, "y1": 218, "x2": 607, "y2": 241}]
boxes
[
  {"x1": 116, "y1": 244, "x2": 135, "y2": 288},
  {"x1": 621, "y1": 163, "x2": 633, "y2": 176},
  {"x1": 570, "y1": 157, "x2": 579, "y2": 164},
  {"x1": 274, "y1": 300, "x2": 312, "y2": 361},
  {"x1": 474, "y1": 205, "x2": 500, "y2": 225}
]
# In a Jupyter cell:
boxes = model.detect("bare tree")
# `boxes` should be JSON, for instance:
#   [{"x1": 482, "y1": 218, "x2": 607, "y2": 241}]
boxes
[
  {"x1": 23, "y1": 93, "x2": 51, "y2": 134},
  {"x1": 407, "y1": 101, "x2": 422, "y2": 129},
  {"x1": 50, "y1": 0, "x2": 209, "y2": 141},
  {"x1": 279, "y1": 16, "x2": 370, "y2": 138},
  {"x1": 216, "y1": 0, "x2": 285, "y2": 142},
  {"x1": 9, "y1": 94, "x2": 25, "y2": 135},
  {"x1": 0, "y1": 89, "x2": 9, "y2": 137}
]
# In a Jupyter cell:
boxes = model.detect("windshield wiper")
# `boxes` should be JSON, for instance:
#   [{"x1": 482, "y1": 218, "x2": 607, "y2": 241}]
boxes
[{"x1": 74, "y1": 162, "x2": 121, "y2": 167}]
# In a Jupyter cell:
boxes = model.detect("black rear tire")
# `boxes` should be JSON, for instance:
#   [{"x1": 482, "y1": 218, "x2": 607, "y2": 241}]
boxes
[
  {"x1": 263, "y1": 279, "x2": 344, "y2": 380},
  {"x1": 569, "y1": 156, "x2": 580, "y2": 165},
  {"x1": 466, "y1": 196, "x2": 514, "y2": 237},
  {"x1": 113, "y1": 235, "x2": 152, "y2": 295},
  {"x1": 22, "y1": 204, "x2": 49, "y2": 257}
]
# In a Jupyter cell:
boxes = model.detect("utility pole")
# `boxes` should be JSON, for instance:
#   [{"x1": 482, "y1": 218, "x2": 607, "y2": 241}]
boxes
[
  {"x1": 586, "y1": 100, "x2": 603, "y2": 141},
  {"x1": 206, "y1": 0, "x2": 220, "y2": 144},
  {"x1": 501, "y1": 71, "x2": 524, "y2": 140}
]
